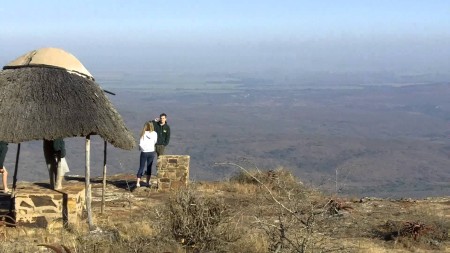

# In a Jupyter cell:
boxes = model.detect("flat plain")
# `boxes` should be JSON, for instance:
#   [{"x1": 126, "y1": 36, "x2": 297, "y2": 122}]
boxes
[{"x1": 7, "y1": 71, "x2": 450, "y2": 198}]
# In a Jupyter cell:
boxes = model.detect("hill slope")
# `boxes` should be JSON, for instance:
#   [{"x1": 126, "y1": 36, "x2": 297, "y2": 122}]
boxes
[{"x1": 0, "y1": 171, "x2": 449, "y2": 252}]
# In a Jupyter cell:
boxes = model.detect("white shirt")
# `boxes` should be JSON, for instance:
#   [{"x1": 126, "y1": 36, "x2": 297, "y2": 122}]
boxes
[{"x1": 139, "y1": 131, "x2": 157, "y2": 152}]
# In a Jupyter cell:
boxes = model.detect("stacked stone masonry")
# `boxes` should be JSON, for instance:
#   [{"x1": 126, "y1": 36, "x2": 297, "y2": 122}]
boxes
[
  {"x1": 1, "y1": 154, "x2": 190, "y2": 227},
  {"x1": 155, "y1": 155, "x2": 190, "y2": 191},
  {"x1": 13, "y1": 181, "x2": 85, "y2": 228}
]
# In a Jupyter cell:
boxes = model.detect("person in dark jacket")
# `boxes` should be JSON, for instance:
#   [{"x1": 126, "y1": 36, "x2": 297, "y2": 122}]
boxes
[
  {"x1": 43, "y1": 138, "x2": 70, "y2": 190},
  {"x1": 151, "y1": 113, "x2": 170, "y2": 156},
  {"x1": 0, "y1": 141, "x2": 9, "y2": 193}
]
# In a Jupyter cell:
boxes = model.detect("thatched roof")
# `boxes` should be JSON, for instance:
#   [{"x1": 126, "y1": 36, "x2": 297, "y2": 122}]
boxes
[{"x1": 0, "y1": 49, "x2": 135, "y2": 150}]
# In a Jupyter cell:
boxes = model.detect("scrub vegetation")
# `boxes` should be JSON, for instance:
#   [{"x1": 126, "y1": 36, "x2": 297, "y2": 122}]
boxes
[{"x1": 0, "y1": 168, "x2": 449, "y2": 252}]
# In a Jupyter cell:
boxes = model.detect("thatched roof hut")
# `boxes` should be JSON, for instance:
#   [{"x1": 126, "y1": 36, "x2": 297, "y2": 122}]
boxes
[
  {"x1": 0, "y1": 48, "x2": 135, "y2": 150},
  {"x1": 1, "y1": 47, "x2": 135, "y2": 229}
]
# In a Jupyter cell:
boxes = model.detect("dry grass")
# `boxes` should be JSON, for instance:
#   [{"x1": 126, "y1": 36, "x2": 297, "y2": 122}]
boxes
[{"x1": 0, "y1": 168, "x2": 449, "y2": 252}]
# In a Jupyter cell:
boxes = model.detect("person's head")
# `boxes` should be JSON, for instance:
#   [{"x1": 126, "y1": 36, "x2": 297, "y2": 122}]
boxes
[
  {"x1": 159, "y1": 113, "x2": 167, "y2": 125},
  {"x1": 140, "y1": 121, "x2": 154, "y2": 138}
]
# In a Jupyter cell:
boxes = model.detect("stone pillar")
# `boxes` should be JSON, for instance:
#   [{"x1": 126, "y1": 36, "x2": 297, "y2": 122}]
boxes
[{"x1": 156, "y1": 155, "x2": 190, "y2": 191}]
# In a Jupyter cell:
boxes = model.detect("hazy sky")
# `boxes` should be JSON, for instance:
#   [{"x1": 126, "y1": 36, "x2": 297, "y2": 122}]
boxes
[{"x1": 1, "y1": 1, "x2": 449, "y2": 74}]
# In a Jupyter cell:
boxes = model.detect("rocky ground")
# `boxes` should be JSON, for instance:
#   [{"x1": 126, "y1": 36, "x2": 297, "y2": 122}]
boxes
[{"x1": 0, "y1": 172, "x2": 449, "y2": 252}]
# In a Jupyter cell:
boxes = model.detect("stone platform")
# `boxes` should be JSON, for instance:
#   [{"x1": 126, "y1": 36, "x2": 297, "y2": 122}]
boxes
[
  {"x1": 0, "y1": 154, "x2": 191, "y2": 227},
  {"x1": 3, "y1": 181, "x2": 85, "y2": 228}
]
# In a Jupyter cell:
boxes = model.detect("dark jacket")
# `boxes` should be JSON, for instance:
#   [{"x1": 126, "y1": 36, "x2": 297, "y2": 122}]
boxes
[
  {"x1": 152, "y1": 121, "x2": 170, "y2": 146},
  {"x1": 53, "y1": 138, "x2": 66, "y2": 158},
  {"x1": 0, "y1": 141, "x2": 8, "y2": 167},
  {"x1": 0, "y1": 141, "x2": 8, "y2": 151}
]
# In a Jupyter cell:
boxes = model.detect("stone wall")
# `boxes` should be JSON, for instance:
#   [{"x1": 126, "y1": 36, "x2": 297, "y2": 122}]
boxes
[
  {"x1": 155, "y1": 155, "x2": 190, "y2": 191},
  {"x1": 1, "y1": 154, "x2": 191, "y2": 227},
  {"x1": 13, "y1": 181, "x2": 85, "y2": 228}
]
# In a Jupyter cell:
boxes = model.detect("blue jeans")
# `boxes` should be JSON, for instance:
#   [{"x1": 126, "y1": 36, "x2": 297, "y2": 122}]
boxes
[{"x1": 136, "y1": 151, "x2": 156, "y2": 178}]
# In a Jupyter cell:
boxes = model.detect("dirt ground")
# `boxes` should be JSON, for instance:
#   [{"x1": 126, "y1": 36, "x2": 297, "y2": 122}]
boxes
[{"x1": 0, "y1": 173, "x2": 449, "y2": 252}]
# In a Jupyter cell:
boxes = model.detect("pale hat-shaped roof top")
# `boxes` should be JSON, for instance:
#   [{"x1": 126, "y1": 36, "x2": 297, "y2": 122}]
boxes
[{"x1": 4, "y1": 47, "x2": 94, "y2": 80}]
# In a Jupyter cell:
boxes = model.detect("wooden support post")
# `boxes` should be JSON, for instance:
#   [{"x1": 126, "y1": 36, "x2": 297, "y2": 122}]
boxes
[
  {"x1": 101, "y1": 140, "x2": 107, "y2": 214},
  {"x1": 11, "y1": 143, "x2": 20, "y2": 197},
  {"x1": 85, "y1": 135, "x2": 94, "y2": 230}
]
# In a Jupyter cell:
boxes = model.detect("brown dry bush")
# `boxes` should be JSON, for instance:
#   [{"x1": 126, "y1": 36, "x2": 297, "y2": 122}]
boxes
[
  {"x1": 73, "y1": 233, "x2": 179, "y2": 253},
  {"x1": 158, "y1": 186, "x2": 240, "y2": 252},
  {"x1": 229, "y1": 167, "x2": 299, "y2": 187},
  {"x1": 375, "y1": 218, "x2": 449, "y2": 251},
  {"x1": 226, "y1": 164, "x2": 346, "y2": 252},
  {"x1": 229, "y1": 168, "x2": 261, "y2": 184},
  {"x1": 252, "y1": 184, "x2": 345, "y2": 252}
]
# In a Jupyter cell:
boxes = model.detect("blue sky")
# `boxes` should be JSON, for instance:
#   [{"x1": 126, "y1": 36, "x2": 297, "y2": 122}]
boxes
[{"x1": 1, "y1": 1, "x2": 449, "y2": 74}]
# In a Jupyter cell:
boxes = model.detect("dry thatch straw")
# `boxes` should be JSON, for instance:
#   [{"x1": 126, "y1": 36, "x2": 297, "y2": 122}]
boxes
[{"x1": 0, "y1": 48, "x2": 135, "y2": 150}]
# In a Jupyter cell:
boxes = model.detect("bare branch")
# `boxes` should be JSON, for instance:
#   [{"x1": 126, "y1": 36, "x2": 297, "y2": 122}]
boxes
[{"x1": 215, "y1": 162, "x2": 297, "y2": 216}]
